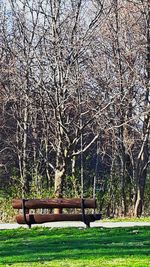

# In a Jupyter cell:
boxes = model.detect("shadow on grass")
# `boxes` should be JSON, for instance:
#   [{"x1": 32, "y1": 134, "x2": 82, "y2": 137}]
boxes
[{"x1": 0, "y1": 227, "x2": 150, "y2": 264}]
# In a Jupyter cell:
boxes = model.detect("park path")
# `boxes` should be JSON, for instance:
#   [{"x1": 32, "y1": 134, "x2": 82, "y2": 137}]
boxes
[{"x1": 0, "y1": 221, "x2": 150, "y2": 229}]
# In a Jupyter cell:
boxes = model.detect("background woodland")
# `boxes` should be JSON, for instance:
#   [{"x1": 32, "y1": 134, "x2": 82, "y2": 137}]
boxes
[{"x1": 0, "y1": 0, "x2": 150, "y2": 219}]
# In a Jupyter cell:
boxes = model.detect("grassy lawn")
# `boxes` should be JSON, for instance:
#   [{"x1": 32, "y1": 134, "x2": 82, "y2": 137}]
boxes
[
  {"x1": 0, "y1": 227, "x2": 150, "y2": 267},
  {"x1": 102, "y1": 217, "x2": 150, "y2": 222}
]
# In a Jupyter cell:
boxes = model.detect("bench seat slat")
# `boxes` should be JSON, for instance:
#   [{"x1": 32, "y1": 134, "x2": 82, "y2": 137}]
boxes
[{"x1": 16, "y1": 213, "x2": 101, "y2": 224}]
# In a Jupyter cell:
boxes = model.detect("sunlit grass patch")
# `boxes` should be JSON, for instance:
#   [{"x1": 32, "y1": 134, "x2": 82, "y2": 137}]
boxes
[
  {"x1": 0, "y1": 227, "x2": 150, "y2": 267},
  {"x1": 102, "y1": 217, "x2": 150, "y2": 222}
]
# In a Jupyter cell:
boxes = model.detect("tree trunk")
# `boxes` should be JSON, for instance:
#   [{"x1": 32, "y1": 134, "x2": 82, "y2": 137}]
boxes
[
  {"x1": 134, "y1": 1, "x2": 150, "y2": 217},
  {"x1": 71, "y1": 155, "x2": 78, "y2": 197},
  {"x1": 54, "y1": 139, "x2": 66, "y2": 213},
  {"x1": 54, "y1": 167, "x2": 65, "y2": 214},
  {"x1": 54, "y1": 167, "x2": 65, "y2": 198}
]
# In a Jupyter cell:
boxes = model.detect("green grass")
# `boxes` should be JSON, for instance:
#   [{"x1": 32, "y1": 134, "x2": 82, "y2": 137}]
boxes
[
  {"x1": 102, "y1": 217, "x2": 150, "y2": 222},
  {"x1": 0, "y1": 227, "x2": 150, "y2": 267}
]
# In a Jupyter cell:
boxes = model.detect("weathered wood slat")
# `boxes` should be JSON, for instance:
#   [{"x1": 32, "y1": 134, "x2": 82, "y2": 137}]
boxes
[
  {"x1": 12, "y1": 198, "x2": 96, "y2": 209},
  {"x1": 16, "y1": 213, "x2": 101, "y2": 224}
]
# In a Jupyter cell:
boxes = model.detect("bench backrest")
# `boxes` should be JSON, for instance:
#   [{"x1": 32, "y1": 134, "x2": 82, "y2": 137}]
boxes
[{"x1": 12, "y1": 198, "x2": 97, "y2": 210}]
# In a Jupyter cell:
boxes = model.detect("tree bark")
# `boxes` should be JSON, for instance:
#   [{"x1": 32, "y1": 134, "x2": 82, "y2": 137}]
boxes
[{"x1": 134, "y1": 1, "x2": 150, "y2": 216}]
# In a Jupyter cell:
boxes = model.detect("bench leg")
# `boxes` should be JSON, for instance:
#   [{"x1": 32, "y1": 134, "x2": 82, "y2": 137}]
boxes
[{"x1": 85, "y1": 221, "x2": 90, "y2": 228}]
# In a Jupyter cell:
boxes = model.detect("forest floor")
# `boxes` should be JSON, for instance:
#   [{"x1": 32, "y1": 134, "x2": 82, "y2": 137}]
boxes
[{"x1": 0, "y1": 227, "x2": 150, "y2": 267}]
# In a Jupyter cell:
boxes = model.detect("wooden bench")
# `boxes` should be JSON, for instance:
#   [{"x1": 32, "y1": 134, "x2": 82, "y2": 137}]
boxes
[{"x1": 12, "y1": 198, "x2": 101, "y2": 228}]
